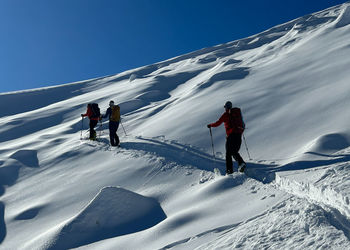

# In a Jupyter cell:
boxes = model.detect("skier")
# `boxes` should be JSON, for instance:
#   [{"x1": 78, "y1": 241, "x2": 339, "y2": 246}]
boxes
[
  {"x1": 101, "y1": 100, "x2": 121, "y2": 146},
  {"x1": 81, "y1": 103, "x2": 100, "y2": 140},
  {"x1": 207, "y1": 101, "x2": 246, "y2": 174}
]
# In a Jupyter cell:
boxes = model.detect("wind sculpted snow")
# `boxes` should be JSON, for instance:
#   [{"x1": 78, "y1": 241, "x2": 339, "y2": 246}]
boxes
[
  {"x1": 39, "y1": 187, "x2": 166, "y2": 249},
  {"x1": 1, "y1": 2, "x2": 350, "y2": 249}
]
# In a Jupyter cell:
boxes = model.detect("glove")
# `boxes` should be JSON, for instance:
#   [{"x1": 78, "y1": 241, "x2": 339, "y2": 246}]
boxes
[
  {"x1": 81, "y1": 114, "x2": 84, "y2": 117},
  {"x1": 207, "y1": 124, "x2": 211, "y2": 128}
]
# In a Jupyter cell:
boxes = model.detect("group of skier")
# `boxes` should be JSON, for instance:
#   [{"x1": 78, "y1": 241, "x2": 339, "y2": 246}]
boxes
[
  {"x1": 81, "y1": 100, "x2": 121, "y2": 147},
  {"x1": 81, "y1": 100, "x2": 247, "y2": 174}
]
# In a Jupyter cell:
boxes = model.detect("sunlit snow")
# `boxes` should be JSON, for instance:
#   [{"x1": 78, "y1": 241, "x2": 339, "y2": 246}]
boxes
[{"x1": 1, "y1": 2, "x2": 350, "y2": 249}]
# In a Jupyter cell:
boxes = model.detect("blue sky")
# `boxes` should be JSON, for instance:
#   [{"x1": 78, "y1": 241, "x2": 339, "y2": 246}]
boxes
[{"x1": 0, "y1": 0, "x2": 347, "y2": 92}]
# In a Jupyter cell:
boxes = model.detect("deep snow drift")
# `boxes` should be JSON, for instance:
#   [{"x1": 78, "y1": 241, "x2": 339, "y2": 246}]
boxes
[
  {"x1": 43, "y1": 187, "x2": 166, "y2": 249},
  {"x1": 1, "y1": 2, "x2": 350, "y2": 249}
]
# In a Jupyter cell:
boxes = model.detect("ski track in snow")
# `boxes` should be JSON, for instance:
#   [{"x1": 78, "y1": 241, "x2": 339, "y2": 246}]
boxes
[
  {"x1": 79, "y1": 135, "x2": 350, "y2": 249},
  {"x1": 108, "y1": 135, "x2": 350, "y2": 249}
]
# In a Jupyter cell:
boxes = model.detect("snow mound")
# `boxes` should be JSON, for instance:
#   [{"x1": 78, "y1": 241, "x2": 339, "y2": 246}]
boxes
[
  {"x1": 304, "y1": 133, "x2": 350, "y2": 155},
  {"x1": 196, "y1": 55, "x2": 217, "y2": 64},
  {"x1": 45, "y1": 186, "x2": 166, "y2": 249},
  {"x1": 0, "y1": 159, "x2": 23, "y2": 189},
  {"x1": 119, "y1": 99, "x2": 145, "y2": 114},
  {"x1": 335, "y1": 5, "x2": 350, "y2": 28},
  {"x1": 13, "y1": 205, "x2": 46, "y2": 221},
  {"x1": 129, "y1": 73, "x2": 138, "y2": 82},
  {"x1": 199, "y1": 174, "x2": 247, "y2": 197},
  {"x1": 135, "y1": 90, "x2": 169, "y2": 103},
  {"x1": 9, "y1": 149, "x2": 39, "y2": 168}
]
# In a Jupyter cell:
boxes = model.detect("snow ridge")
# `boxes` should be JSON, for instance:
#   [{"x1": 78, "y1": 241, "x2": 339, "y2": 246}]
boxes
[
  {"x1": 335, "y1": 4, "x2": 350, "y2": 28},
  {"x1": 275, "y1": 162, "x2": 350, "y2": 242},
  {"x1": 275, "y1": 165, "x2": 350, "y2": 219},
  {"x1": 2, "y1": 2, "x2": 350, "y2": 249}
]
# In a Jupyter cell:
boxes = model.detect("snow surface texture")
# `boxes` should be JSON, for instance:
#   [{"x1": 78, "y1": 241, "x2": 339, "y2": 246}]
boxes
[
  {"x1": 1, "y1": 2, "x2": 350, "y2": 249},
  {"x1": 41, "y1": 187, "x2": 166, "y2": 249}
]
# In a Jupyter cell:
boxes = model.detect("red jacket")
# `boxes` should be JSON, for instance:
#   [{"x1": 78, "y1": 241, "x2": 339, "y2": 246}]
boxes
[
  {"x1": 210, "y1": 108, "x2": 245, "y2": 136},
  {"x1": 82, "y1": 106, "x2": 99, "y2": 121}
]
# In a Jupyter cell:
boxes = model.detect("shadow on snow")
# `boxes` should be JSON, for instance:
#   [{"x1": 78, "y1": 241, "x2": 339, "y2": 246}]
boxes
[
  {"x1": 118, "y1": 137, "x2": 350, "y2": 185},
  {"x1": 0, "y1": 149, "x2": 40, "y2": 244}
]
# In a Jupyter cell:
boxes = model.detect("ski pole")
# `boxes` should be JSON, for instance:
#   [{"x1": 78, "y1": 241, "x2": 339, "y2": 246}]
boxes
[
  {"x1": 80, "y1": 117, "x2": 83, "y2": 140},
  {"x1": 243, "y1": 133, "x2": 252, "y2": 160},
  {"x1": 209, "y1": 127, "x2": 216, "y2": 166},
  {"x1": 120, "y1": 119, "x2": 127, "y2": 136},
  {"x1": 98, "y1": 120, "x2": 103, "y2": 139}
]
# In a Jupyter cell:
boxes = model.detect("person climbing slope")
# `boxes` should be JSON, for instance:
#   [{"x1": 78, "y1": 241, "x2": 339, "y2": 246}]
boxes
[
  {"x1": 101, "y1": 100, "x2": 121, "y2": 146},
  {"x1": 207, "y1": 101, "x2": 246, "y2": 174},
  {"x1": 81, "y1": 103, "x2": 100, "y2": 140}
]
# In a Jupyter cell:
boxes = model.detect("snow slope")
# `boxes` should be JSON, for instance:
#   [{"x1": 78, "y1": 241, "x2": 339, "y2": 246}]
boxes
[{"x1": 1, "y1": 2, "x2": 350, "y2": 249}]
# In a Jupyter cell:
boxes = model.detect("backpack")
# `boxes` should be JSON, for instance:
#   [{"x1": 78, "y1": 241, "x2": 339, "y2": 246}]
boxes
[
  {"x1": 89, "y1": 103, "x2": 100, "y2": 119},
  {"x1": 228, "y1": 107, "x2": 245, "y2": 133},
  {"x1": 110, "y1": 105, "x2": 120, "y2": 122}
]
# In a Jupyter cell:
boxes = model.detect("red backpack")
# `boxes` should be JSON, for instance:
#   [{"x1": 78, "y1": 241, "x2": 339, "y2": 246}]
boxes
[
  {"x1": 229, "y1": 107, "x2": 245, "y2": 133},
  {"x1": 88, "y1": 103, "x2": 100, "y2": 119}
]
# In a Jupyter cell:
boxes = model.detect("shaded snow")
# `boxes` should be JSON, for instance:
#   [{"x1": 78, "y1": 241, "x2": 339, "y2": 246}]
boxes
[
  {"x1": 1, "y1": 2, "x2": 350, "y2": 249},
  {"x1": 39, "y1": 187, "x2": 166, "y2": 249},
  {"x1": 335, "y1": 4, "x2": 350, "y2": 27}
]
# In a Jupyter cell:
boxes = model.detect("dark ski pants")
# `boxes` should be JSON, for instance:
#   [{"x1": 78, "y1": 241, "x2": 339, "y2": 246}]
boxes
[
  {"x1": 89, "y1": 120, "x2": 98, "y2": 139},
  {"x1": 109, "y1": 121, "x2": 120, "y2": 146},
  {"x1": 226, "y1": 133, "x2": 245, "y2": 174}
]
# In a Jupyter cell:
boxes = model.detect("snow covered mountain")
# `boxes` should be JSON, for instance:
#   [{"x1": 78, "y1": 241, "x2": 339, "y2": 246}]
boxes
[{"x1": 1, "y1": 2, "x2": 350, "y2": 249}]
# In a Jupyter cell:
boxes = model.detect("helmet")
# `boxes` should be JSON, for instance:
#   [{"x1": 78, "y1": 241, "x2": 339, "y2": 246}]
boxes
[
  {"x1": 109, "y1": 100, "x2": 115, "y2": 106},
  {"x1": 224, "y1": 101, "x2": 232, "y2": 109}
]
